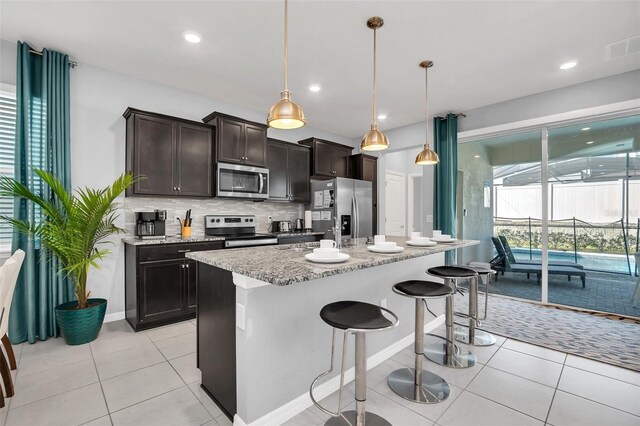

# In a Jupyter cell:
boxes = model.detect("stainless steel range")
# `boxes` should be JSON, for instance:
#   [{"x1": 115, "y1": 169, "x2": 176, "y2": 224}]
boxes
[{"x1": 204, "y1": 215, "x2": 278, "y2": 248}]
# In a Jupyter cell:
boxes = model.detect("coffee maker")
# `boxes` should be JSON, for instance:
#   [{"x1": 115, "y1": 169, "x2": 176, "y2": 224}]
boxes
[{"x1": 135, "y1": 210, "x2": 167, "y2": 239}]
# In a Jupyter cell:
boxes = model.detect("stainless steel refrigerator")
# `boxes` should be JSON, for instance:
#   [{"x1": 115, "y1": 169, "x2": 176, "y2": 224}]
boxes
[{"x1": 309, "y1": 178, "x2": 373, "y2": 239}]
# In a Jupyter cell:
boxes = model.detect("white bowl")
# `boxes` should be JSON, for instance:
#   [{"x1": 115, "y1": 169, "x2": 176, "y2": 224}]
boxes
[
  {"x1": 375, "y1": 241, "x2": 397, "y2": 250},
  {"x1": 412, "y1": 237, "x2": 431, "y2": 243},
  {"x1": 313, "y1": 248, "x2": 340, "y2": 258}
]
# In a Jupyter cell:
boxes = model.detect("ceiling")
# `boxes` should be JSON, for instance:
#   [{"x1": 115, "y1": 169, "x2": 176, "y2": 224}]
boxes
[{"x1": 1, "y1": 1, "x2": 639, "y2": 138}]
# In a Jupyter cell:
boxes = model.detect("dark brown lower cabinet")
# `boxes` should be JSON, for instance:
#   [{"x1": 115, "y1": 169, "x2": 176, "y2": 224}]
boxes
[{"x1": 125, "y1": 241, "x2": 223, "y2": 331}]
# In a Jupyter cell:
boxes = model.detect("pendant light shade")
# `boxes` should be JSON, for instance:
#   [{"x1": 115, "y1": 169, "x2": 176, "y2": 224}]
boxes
[
  {"x1": 361, "y1": 17, "x2": 389, "y2": 151},
  {"x1": 415, "y1": 60, "x2": 439, "y2": 165},
  {"x1": 268, "y1": 0, "x2": 306, "y2": 129}
]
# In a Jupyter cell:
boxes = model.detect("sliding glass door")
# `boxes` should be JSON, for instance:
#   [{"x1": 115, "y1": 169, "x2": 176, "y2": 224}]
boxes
[
  {"x1": 547, "y1": 115, "x2": 639, "y2": 316},
  {"x1": 458, "y1": 113, "x2": 639, "y2": 318}
]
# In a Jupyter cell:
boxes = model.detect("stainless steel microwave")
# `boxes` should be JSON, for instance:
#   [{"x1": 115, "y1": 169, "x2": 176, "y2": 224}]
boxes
[{"x1": 216, "y1": 163, "x2": 269, "y2": 199}]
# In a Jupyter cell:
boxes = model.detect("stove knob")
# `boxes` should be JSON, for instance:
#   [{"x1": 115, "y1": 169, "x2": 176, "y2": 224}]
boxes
[
  {"x1": 245, "y1": 218, "x2": 249, "y2": 222},
  {"x1": 216, "y1": 219, "x2": 220, "y2": 223},
  {"x1": 250, "y1": 218, "x2": 254, "y2": 222}
]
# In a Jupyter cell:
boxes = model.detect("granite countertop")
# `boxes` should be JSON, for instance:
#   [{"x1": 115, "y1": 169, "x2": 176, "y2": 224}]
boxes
[
  {"x1": 122, "y1": 235, "x2": 225, "y2": 246},
  {"x1": 186, "y1": 236, "x2": 479, "y2": 286}
]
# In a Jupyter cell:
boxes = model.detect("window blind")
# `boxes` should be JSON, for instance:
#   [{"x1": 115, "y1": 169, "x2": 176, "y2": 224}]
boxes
[{"x1": 0, "y1": 90, "x2": 16, "y2": 252}]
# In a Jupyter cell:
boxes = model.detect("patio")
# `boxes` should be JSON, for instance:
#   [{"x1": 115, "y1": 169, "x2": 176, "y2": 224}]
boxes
[{"x1": 489, "y1": 270, "x2": 640, "y2": 318}]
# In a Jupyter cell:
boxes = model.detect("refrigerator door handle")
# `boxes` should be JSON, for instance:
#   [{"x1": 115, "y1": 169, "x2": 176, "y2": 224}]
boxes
[{"x1": 351, "y1": 196, "x2": 357, "y2": 238}]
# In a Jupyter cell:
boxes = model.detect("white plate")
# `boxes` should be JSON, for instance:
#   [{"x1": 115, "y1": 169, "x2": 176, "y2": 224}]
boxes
[
  {"x1": 305, "y1": 252, "x2": 350, "y2": 264},
  {"x1": 433, "y1": 238, "x2": 458, "y2": 243},
  {"x1": 367, "y1": 245, "x2": 405, "y2": 254},
  {"x1": 406, "y1": 240, "x2": 437, "y2": 247}
]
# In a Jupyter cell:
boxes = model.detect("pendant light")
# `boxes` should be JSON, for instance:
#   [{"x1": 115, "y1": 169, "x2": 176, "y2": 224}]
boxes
[
  {"x1": 415, "y1": 60, "x2": 439, "y2": 165},
  {"x1": 267, "y1": 0, "x2": 306, "y2": 129},
  {"x1": 360, "y1": 17, "x2": 389, "y2": 151}
]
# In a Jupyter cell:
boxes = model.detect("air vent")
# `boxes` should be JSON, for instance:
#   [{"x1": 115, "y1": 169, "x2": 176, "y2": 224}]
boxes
[{"x1": 606, "y1": 35, "x2": 640, "y2": 60}]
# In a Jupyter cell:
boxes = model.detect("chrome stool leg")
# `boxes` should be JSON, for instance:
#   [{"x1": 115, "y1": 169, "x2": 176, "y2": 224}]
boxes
[
  {"x1": 388, "y1": 299, "x2": 450, "y2": 403},
  {"x1": 454, "y1": 273, "x2": 497, "y2": 346},
  {"x1": 425, "y1": 278, "x2": 476, "y2": 368},
  {"x1": 326, "y1": 332, "x2": 391, "y2": 426}
]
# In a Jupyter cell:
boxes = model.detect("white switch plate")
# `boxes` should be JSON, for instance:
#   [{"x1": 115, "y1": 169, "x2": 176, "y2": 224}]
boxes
[
  {"x1": 426, "y1": 215, "x2": 433, "y2": 223},
  {"x1": 236, "y1": 303, "x2": 246, "y2": 330}
]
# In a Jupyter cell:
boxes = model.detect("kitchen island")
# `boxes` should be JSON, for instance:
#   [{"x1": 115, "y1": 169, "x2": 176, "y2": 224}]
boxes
[{"x1": 187, "y1": 237, "x2": 478, "y2": 425}]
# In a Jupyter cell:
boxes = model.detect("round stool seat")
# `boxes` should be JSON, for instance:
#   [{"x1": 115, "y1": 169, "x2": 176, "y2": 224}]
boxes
[
  {"x1": 393, "y1": 280, "x2": 453, "y2": 298},
  {"x1": 320, "y1": 301, "x2": 393, "y2": 331},
  {"x1": 428, "y1": 266, "x2": 477, "y2": 278}
]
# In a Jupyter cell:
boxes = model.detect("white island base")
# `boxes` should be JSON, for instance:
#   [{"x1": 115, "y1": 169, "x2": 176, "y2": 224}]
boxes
[{"x1": 228, "y1": 253, "x2": 446, "y2": 425}]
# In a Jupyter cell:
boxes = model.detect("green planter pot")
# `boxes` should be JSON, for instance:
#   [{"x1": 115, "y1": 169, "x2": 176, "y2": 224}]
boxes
[{"x1": 55, "y1": 298, "x2": 107, "y2": 345}]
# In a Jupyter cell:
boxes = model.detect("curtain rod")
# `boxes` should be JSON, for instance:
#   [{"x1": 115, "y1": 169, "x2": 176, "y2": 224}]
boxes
[
  {"x1": 28, "y1": 49, "x2": 78, "y2": 68},
  {"x1": 436, "y1": 113, "x2": 466, "y2": 119}
]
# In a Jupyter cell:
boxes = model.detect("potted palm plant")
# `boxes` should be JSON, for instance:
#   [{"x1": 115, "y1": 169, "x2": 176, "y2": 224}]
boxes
[{"x1": 0, "y1": 169, "x2": 136, "y2": 345}]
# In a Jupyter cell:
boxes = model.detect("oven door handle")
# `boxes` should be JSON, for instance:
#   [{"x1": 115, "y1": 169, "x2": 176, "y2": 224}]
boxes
[{"x1": 225, "y1": 237, "x2": 278, "y2": 248}]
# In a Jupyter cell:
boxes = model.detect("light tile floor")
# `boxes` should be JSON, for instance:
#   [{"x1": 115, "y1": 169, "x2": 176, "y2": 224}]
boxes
[{"x1": 2, "y1": 319, "x2": 639, "y2": 426}]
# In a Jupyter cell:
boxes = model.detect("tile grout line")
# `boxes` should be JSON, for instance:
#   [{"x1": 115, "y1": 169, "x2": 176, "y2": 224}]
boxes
[
  {"x1": 543, "y1": 354, "x2": 567, "y2": 425},
  {"x1": 462, "y1": 386, "x2": 551, "y2": 424},
  {"x1": 497, "y1": 345, "x2": 566, "y2": 365},
  {"x1": 147, "y1": 326, "x2": 217, "y2": 423},
  {"x1": 88, "y1": 344, "x2": 114, "y2": 426}
]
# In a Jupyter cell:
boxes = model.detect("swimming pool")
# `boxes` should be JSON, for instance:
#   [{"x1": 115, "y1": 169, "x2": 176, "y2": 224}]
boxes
[{"x1": 511, "y1": 247, "x2": 637, "y2": 275}]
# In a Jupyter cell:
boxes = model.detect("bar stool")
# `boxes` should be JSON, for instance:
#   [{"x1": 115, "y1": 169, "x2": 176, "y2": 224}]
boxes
[
  {"x1": 424, "y1": 266, "x2": 477, "y2": 368},
  {"x1": 310, "y1": 301, "x2": 399, "y2": 426},
  {"x1": 454, "y1": 264, "x2": 497, "y2": 346},
  {"x1": 387, "y1": 280, "x2": 453, "y2": 404}
]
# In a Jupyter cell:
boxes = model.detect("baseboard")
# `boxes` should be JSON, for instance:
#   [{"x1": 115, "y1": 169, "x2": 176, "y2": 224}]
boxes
[
  {"x1": 235, "y1": 314, "x2": 446, "y2": 426},
  {"x1": 104, "y1": 311, "x2": 125, "y2": 323}
]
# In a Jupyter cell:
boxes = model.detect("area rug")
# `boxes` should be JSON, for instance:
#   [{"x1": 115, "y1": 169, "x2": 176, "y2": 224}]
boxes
[{"x1": 454, "y1": 293, "x2": 640, "y2": 372}]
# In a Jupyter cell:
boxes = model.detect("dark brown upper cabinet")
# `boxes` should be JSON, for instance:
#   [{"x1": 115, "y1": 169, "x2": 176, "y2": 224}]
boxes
[
  {"x1": 351, "y1": 154, "x2": 378, "y2": 234},
  {"x1": 267, "y1": 139, "x2": 310, "y2": 202},
  {"x1": 203, "y1": 112, "x2": 268, "y2": 168},
  {"x1": 298, "y1": 138, "x2": 353, "y2": 179},
  {"x1": 124, "y1": 108, "x2": 213, "y2": 197}
]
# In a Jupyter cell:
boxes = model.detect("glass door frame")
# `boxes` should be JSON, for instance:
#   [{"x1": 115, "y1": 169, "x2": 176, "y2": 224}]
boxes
[{"x1": 458, "y1": 101, "x2": 640, "y2": 305}]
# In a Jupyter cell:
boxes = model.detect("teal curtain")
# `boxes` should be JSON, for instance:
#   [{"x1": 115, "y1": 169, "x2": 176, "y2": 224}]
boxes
[
  {"x1": 433, "y1": 114, "x2": 458, "y2": 265},
  {"x1": 10, "y1": 42, "x2": 73, "y2": 344}
]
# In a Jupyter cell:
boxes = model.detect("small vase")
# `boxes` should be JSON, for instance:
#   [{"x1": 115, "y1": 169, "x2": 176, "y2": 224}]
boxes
[{"x1": 55, "y1": 298, "x2": 107, "y2": 345}]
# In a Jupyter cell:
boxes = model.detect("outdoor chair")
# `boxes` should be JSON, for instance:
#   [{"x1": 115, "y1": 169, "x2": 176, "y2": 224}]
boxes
[
  {"x1": 491, "y1": 237, "x2": 586, "y2": 288},
  {"x1": 498, "y1": 236, "x2": 584, "y2": 270}
]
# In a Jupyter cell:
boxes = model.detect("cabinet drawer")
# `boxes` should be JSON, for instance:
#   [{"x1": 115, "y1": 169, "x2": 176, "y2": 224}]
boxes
[{"x1": 138, "y1": 242, "x2": 224, "y2": 262}]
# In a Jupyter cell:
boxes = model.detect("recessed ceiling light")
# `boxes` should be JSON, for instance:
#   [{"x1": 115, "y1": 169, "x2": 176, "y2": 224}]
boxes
[
  {"x1": 559, "y1": 61, "x2": 577, "y2": 70},
  {"x1": 474, "y1": 155, "x2": 480, "y2": 158},
  {"x1": 598, "y1": 164, "x2": 604, "y2": 167},
  {"x1": 377, "y1": 114, "x2": 387, "y2": 120},
  {"x1": 308, "y1": 84, "x2": 321, "y2": 92},
  {"x1": 581, "y1": 127, "x2": 590, "y2": 131},
  {"x1": 183, "y1": 31, "x2": 202, "y2": 44},
  {"x1": 586, "y1": 141, "x2": 595, "y2": 145}
]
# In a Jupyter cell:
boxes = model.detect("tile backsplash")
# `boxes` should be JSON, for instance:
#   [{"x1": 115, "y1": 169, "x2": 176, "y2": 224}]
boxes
[{"x1": 124, "y1": 197, "x2": 304, "y2": 237}]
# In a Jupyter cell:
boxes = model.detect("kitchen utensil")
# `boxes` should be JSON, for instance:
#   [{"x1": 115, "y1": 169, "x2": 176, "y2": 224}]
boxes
[{"x1": 294, "y1": 218, "x2": 304, "y2": 231}]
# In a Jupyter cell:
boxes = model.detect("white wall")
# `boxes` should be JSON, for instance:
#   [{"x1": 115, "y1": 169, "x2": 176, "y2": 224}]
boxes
[{"x1": 0, "y1": 39, "x2": 354, "y2": 316}]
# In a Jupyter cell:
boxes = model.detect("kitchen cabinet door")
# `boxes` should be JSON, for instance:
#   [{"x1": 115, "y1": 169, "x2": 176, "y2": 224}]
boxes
[
  {"x1": 185, "y1": 260, "x2": 198, "y2": 312},
  {"x1": 176, "y1": 123, "x2": 213, "y2": 197},
  {"x1": 138, "y1": 260, "x2": 184, "y2": 323},
  {"x1": 244, "y1": 124, "x2": 267, "y2": 167},
  {"x1": 332, "y1": 146, "x2": 352, "y2": 178},
  {"x1": 267, "y1": 141, "x2": 289, "y2": 201},
  {"x1": 314, "y1": 140, "x2": 334, "y2": 177},
  {"x1": 218, "y1": 119, "x2": 244, "y2": 164},
  {"x1": 288, "y1": 145, "x2": 310, "y2": 202},
  {"x1": 132, "y1": 115, "x2": 176, "y2": 195}
]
